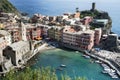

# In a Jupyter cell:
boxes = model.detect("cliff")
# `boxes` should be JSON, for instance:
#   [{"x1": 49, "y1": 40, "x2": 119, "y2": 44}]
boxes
[{"x1": 0, "y1": 0, "x2": 18, "y2": 14}]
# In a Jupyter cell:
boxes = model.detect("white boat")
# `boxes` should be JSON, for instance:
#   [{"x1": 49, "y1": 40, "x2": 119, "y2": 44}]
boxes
[
  {"x1": 110, "y1": 69, "x2": 115, "y2": 73},
  {"x1": 107, "y1": 70, "x2": 118, "y2": 79},
  {"x1": 95, "y1": 60, "x2": 102, "y2": 63},
  {"x1": 102, "y1": 70, "x2": 108, "y2": 74},
  {"x1": 101, "y1": 64, "x2": 118, "y2": 79},
  {"x1": 60, "y1": 64, "x2": 66, "y2": 67},
  {"x1": 75, "y1": 51, "x2": 79, "y2": 53},
  {"x1": 82, "y1": 55, "x2": 90, "y2": 59},
  {"x1": 112, "y1": 75, "x2": 118, "y2": 79},
  {"x1": 101, "y1": 64, "x2": 110, "y2": 70}
]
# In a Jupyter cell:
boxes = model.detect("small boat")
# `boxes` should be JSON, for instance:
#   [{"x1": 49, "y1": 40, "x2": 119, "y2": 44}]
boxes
[
  {"x1": 112, "y1": 75, "x2": 118, "y2": 79},
  {"x1": 110, "y1": 69, "x2": 116, "y2": 73},
  {"x1": 60, "y1": 64, "x2": 66, "y2": 67},
  {"x1": 82, "y1": 55, "x2": 90, "y2": 59},
  {"x1": 102, "y1": 70, "x2": 108, "y2": 74},
  {"x1": 75, "y1": 51, "x2": 79, "y2": 53},
  {"x1": 95, "y1": 60, "x2": 102, "y2": 63},
  {"x1": 101, "y1": 64, "x2": 110, "y2": 69}
]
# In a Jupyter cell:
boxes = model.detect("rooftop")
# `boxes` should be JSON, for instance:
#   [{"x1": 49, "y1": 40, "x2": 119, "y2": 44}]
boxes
[
  {"x1": 63, "y1": 25, "x2": 94, "y2": 35},
  {"x1": 0, "y1": 37, "x2": 6, "y2": 43},
  {"x1": 0, "y1": 30, "x2": 10, "y2": 36},
  {"x1": 95, "y1": 28, "x2": 102, "y2": 31},
  {"x1": 9, "y1": 41, "x2": 29, "y2": 51}
]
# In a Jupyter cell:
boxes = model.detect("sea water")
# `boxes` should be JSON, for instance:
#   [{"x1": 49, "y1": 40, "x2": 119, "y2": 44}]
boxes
[{"x1": 29, "y1": 49, "x2": 114, "y2": 80}]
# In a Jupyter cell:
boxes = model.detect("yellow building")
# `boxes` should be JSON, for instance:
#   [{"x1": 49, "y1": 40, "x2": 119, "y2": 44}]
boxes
[
  {"x1": 0, "y1": 23, "x2": 4, "y2": 29},
  {"x1": 48, "y1": 27, "x2": 55, "y2": 39},
  {"x1": 55, "y1": 27, "x2": 63, "y2": 41}
]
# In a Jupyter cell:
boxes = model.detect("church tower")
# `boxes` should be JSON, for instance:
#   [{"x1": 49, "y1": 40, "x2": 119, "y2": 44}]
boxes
[{"x1": 19, "y1": 22, "x2": 27, "y2": 41}]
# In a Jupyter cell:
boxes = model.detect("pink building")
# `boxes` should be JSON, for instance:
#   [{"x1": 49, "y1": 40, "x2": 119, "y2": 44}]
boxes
[
  {"x1": 26, "y1": 26, "x2": 42, "y2": 40},
  {"x1": 62, "y1": 26, "x2": 95, "y2": 51},
  {"x1": 78, "y1": 31, "x2": 94, "y2": 50},
  {"x1": 81, "y1": 16, "x2": 93, "y2": 25},
  {"x1": 94, "y1": 28, "x2": 102, "y2": 45}
]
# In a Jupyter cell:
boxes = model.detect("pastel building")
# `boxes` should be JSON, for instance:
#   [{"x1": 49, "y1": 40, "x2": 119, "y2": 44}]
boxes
[
  {"x1": 54, "y1": 27, "x2": 63, "y2": 41},
  {"x1": 7, "y1": 26, "x2": 21, "y2": 43},
  {"x1": 62, "y1": 25, "x2": 95, "y2": 51},
  {"x1": 0, "y1": 23, "x2": 4, "y2": 29},
  {"x1": 42, "y1": 25, "x2": 51, "y2": 38},
  {"x1": 94, "y1": 28, "x2": 102, "y2": 45},
  {"x1": 47, "y1": 26, "x2": 63, "y2": 41},
  {"x1": 81, "y1": 16, "x2": 93, "y2": 25},
  {"x1": 48, "y1": 27, "x2": 55, "y2": 40},
  {"x1": 25, "y1": 24, "x2": 42, "y2": 41}
]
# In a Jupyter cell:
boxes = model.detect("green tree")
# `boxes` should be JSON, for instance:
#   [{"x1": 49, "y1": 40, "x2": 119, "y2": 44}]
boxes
[{"x1": 2, "y1": 67, "x2": 86, "y2": 80}]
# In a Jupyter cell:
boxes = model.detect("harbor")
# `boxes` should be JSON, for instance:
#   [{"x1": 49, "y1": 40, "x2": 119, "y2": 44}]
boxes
[{"x1": 29, "y1": 48, "x2": 114, "y2": 80}]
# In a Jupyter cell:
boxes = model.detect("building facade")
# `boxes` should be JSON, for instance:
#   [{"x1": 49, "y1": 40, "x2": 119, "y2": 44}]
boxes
[
  {"x1": 6, "y1": 25, "x2": 21, "y2": 43},
  {"x1": 26, "y1": 25, "x2": 42, "y2": 41},
  {"x1": 62, "y1": 26, "x2": 95, "y2": 51},
  {"x1": 48, "y1": 27, "x2": 55, "y2": 39},
  {"x1": 94, "y1": 28, "x2": 102, "y2": 45},
  {"x1": 3, "y1": 41, "x2": 31, "y2": 66}
]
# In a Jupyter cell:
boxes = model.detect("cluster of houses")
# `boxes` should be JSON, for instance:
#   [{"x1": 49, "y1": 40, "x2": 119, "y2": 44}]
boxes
[{"x1": 0, "y1": 3, "x2": 119, "y2": 74}]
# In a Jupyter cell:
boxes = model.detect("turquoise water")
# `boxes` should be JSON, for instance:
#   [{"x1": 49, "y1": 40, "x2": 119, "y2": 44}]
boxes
[
  {"x1": 30, "y1": 49, "x2": 114, "y2": 80},
  {"x1": 9, "y1": 0, "x2": 120, "y2": 35}
]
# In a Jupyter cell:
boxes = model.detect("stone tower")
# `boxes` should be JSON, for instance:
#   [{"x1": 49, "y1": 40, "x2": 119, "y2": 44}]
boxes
[
  {"x1": 91, "y1": 2, "x2": 96, "y2": 11},
  {"x1": 19, "y1": 22, "x2": 27, "y2": 41}
]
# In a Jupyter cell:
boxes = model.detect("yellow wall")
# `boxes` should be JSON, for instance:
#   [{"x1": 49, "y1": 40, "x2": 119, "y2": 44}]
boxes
[{"x1": 0, "y1": 23, "x2": 4, "y2": 29}]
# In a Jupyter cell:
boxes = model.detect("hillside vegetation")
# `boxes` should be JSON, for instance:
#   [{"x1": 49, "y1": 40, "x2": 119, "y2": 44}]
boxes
[
  {"x1": 0, "y1": 0, "x2": 18, "y2": 13},
  {"x1": 2, "y1": 67, "x2": 86, "y2": 80}
]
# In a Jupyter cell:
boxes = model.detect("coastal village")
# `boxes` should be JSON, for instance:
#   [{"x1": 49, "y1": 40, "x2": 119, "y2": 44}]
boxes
[{"x1": 0, "y1": 2, "x2": 120, "y2": 79}]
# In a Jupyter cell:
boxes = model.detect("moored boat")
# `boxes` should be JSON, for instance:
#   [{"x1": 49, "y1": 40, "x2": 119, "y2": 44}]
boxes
[
  {"x1": 82, "y1": 55, "x2": 90, "y2": 59},
  {"x1": 60, "y1": 64, "x2": 66, "y2": 67},
  {"x1": 95, "y1": 60, "x2": 102, "y2": 63}
]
